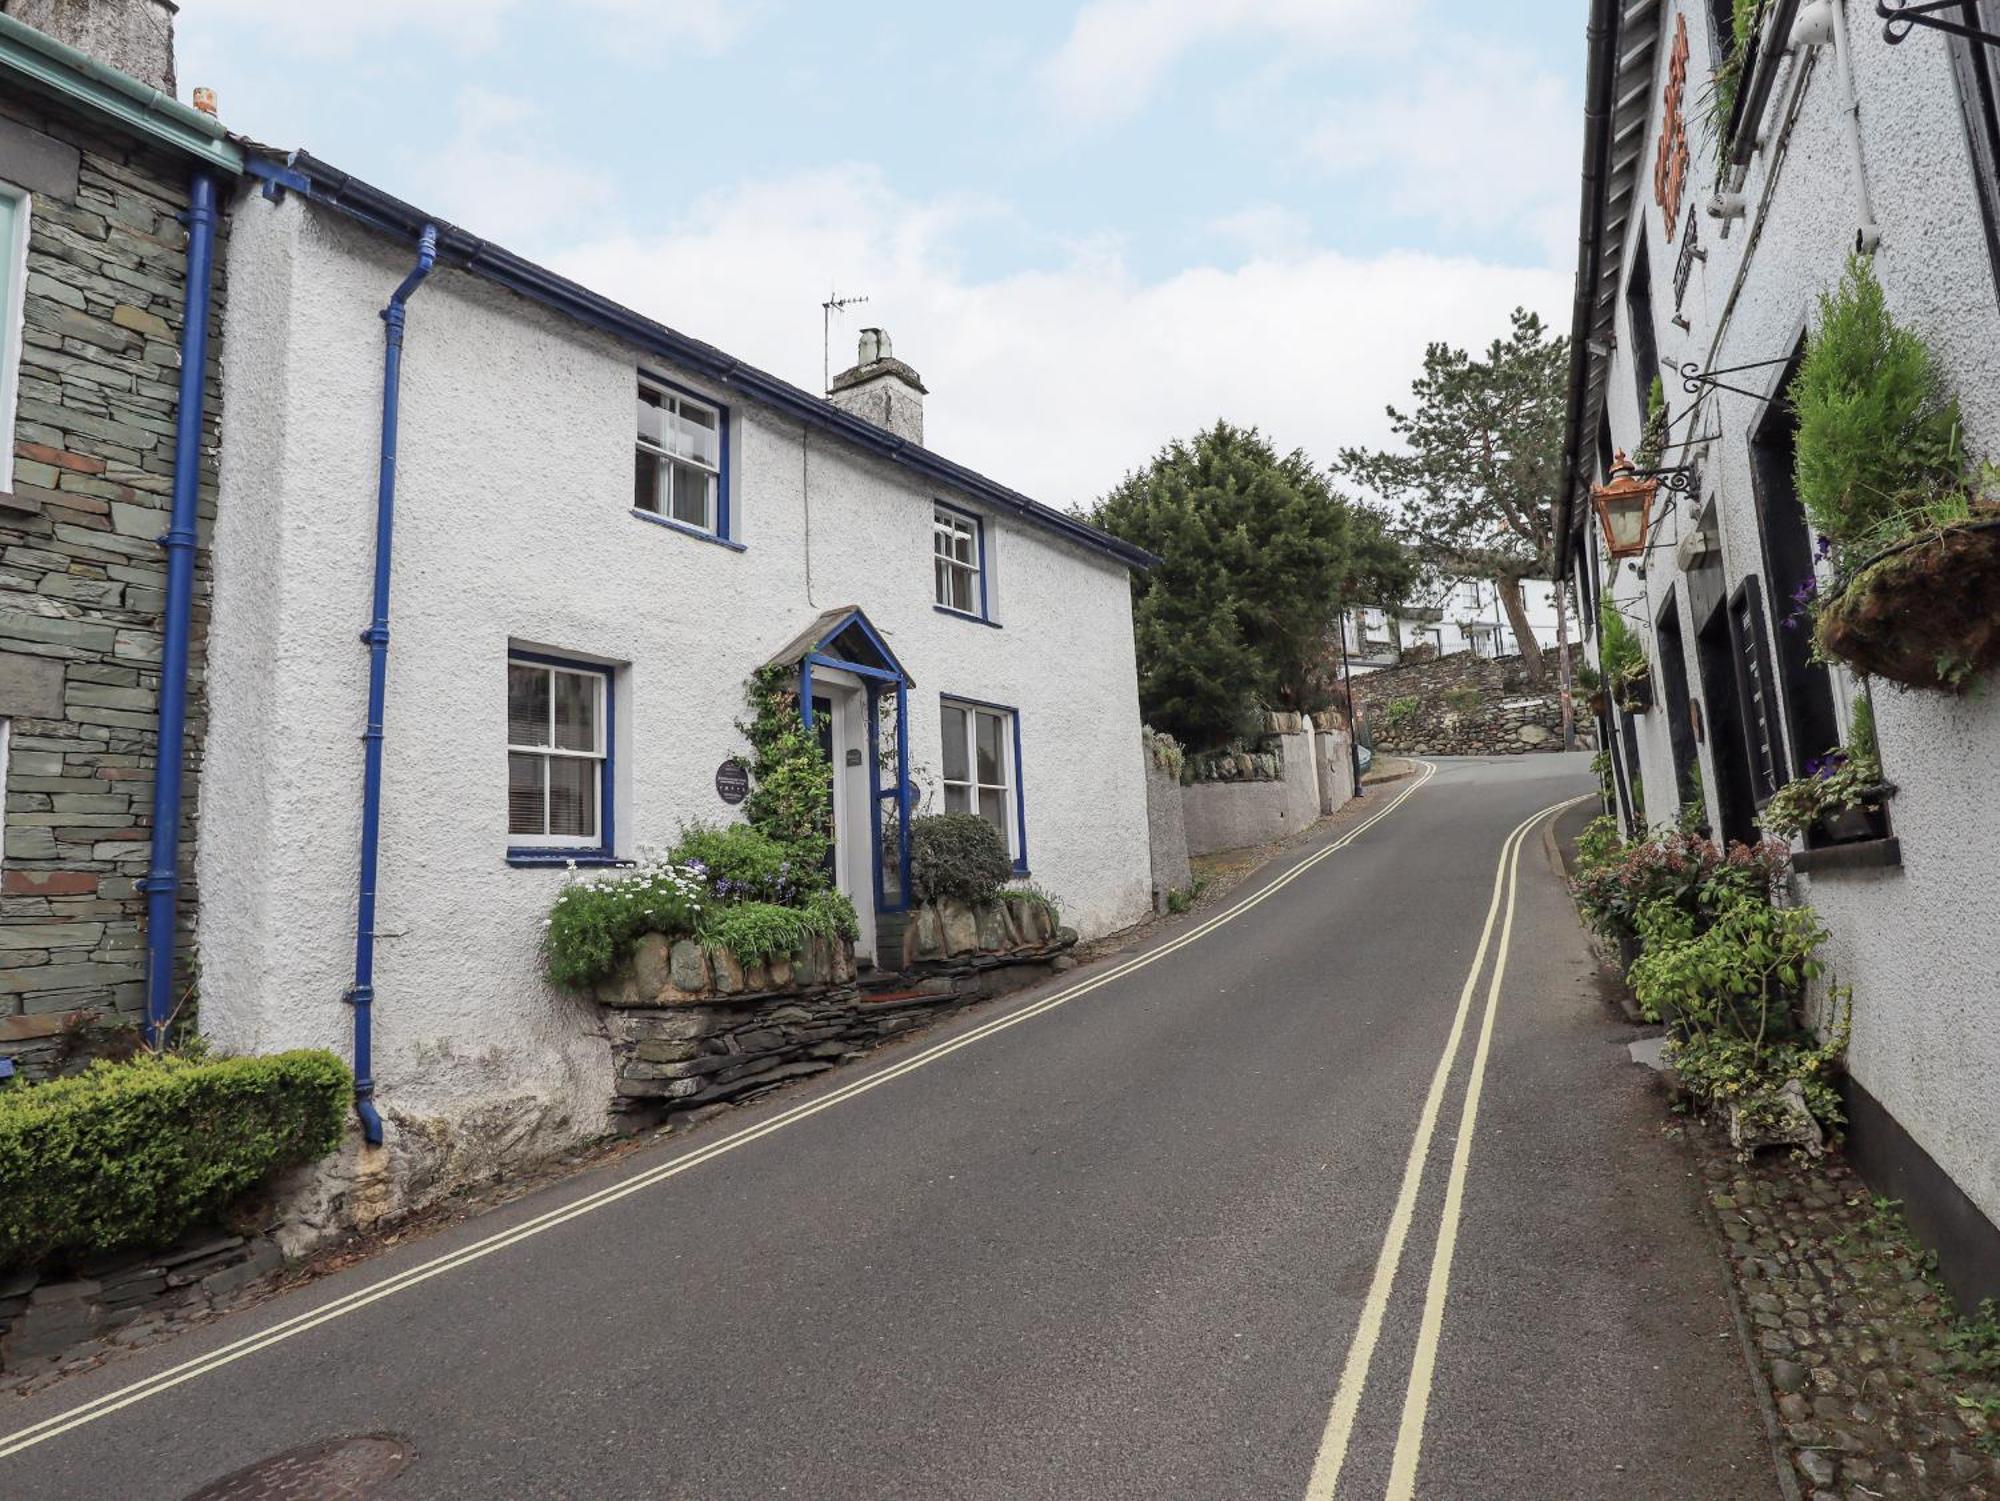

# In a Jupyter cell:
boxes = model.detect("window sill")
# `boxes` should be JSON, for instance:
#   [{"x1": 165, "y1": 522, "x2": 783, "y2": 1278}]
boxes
[
  {"x1": 630, "y1": 509, "x2": 746, "y2": 552},
  {"x1": 505, "y1": 849, "x2": 628, "y2": 869},
  {"x1": 934, "y1": 604, "x2": 1000, "y2": 629},
  {"x1": 1792, "y1": 837, "x2": 1902, "y2": 876}
]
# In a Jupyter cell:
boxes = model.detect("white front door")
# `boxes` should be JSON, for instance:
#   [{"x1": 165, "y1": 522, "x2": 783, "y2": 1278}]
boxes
[{"x1": 810, "y1": 672, "x2": 876, "y2": 961}]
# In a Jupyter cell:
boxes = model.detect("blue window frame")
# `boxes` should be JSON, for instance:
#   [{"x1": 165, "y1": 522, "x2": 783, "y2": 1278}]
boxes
[
  {"x1": 506, "y1": 651, "x2": 617, "y2": 865},
  {"x1": 933, "y1": 501, "x2": 996, "y2": 625},
  {"x1": 633, "y1": 373, "x2": 742, "y2": 551},
  {"x1": 939, "y1": 695, "x2": 1027, "y2": 873}
]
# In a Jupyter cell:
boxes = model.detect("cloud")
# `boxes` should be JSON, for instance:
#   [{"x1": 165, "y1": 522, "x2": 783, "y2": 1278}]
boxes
[
  {"x1": 548, "y1": 167, "x2": 1568, "y2": 508},
  {"x1": 1038, "y1": 0, "x2": 1412, "y2": 125},
  {"x1": 180, "y1": 0, "x2": 750, "y2": 60},
  {"x1": 399, "y1": 89, "x2": 620, "y2": 251},
  {"x1": 1305, "y1": 42, "x2": 1580, "y2": 266}
]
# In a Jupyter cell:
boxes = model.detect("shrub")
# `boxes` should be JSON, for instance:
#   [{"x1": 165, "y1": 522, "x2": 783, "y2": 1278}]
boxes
[
  {"x1": 0, "y1": 1050, "x2": 349, "y2": 1273},
  {"x1": 669, "y1": 822, "x2": 820, "y2": 905},
  {"x1": 1598, "y1": 600, "x2": 1642, "y2": 682},
  {"x1": 703, "y1": 889, "x2": 858, "y2": 965},
  {"x1": 1569, "y1": 830, "x2": 1787, "y2": 945},
  {"x1": 1791, "y1": 254, "x2": 1964, "y2": 560},
  {"x1": 909, "y1": 813, "x2": 1013, "y2": 904},
  {"x1": 1627, "y1": 888, "x2": 1827, "y2": 1038},
  {"x1": 1574, "y1": 815, "x2": 1625, "y2": 872},
  {"x1": 544, "y1": 860, "x2": 706, "y2": 989},
  {"x1": 1443, "y1": 685, "x2": 1485, "y2": 714},
  {"x1": 1385, "y1": 696, "x2": 1420, "y2": 730}
]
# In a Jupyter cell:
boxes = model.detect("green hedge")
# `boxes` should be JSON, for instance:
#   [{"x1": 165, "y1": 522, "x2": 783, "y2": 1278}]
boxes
[{"x1": 0, "y1": 1050, "x2": 350, "y2": 1274}]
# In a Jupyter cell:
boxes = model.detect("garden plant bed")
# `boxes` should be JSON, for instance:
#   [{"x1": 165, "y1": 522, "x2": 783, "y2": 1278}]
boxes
[{"x1": 1686, "y1": 1120, "x2": 2000, "y2": 1498}]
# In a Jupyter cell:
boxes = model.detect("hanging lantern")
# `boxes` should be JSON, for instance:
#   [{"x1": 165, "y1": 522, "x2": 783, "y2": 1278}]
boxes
[{"x1": 1591, "y1": 451, "x2": 1658, "y2": 560}]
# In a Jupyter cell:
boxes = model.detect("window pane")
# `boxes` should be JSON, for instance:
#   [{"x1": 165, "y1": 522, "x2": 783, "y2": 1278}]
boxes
[
  {"x1": 673, "y1": 401, "x2": 719, "y2": 466},
  {"x1": 978, "y1": 788, "x2": 1007, "y2": 843},
  {"x1": 548, "y1": 755, "x2": 597, "y2": 840},
  {"x1": 637, "y1": 385, "x2": 666, "y2": 447},
  {"x1": 934, "y1": 556, "x2": 950, "y2": 607},
  {"x1": 975, "y1": 712, "x2": 1004, "y2": 785},
  {"x1": 944, "y1": 783, "x2": 971, "y2": 815},
  {"x1": 553, "y1": 671, "x2": 597, "y2": 752},
  {"x1": 949, "y1": 565, "x2": 975, "y2": 613},
  {"x1": 634, "y1": 448, "x2": 662, "y2": 513},
  {"x1": 940, "y1": 706, "x2": 968, "y2": 781},
  {"x1": 508, "y1": 753, "x2": 545, "y2": 835},
  {"x1": 508, "y1": 664, "x2": 549, "y2": 748},
  {"x1": 952, "y1": 526, "x2": 976, "y2": 566},
  {"x1": 670, "y1": 460, "x2": 711, "y2": 529}
]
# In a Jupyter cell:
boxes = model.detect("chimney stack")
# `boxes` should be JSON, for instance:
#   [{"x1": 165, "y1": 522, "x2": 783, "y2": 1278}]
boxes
[
  {"x1": 1, "y1": 0, "x2": 179, "y2": 93},
  {"x1": 828, "y1": 327, "x2": 927, "y2": 446}
]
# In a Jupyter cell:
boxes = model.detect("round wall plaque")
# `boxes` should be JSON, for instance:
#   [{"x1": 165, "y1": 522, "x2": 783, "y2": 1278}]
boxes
[{"x1": 715, "y1": 759, "x2": 750, "y2": 805}]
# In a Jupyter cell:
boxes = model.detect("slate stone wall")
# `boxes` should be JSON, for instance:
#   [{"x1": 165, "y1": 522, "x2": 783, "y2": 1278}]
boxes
[
  {"x1": 1351, "y1": 650, "x2": 1586, "y2": 757},
  {"x1": 0, "y1": 91, "x2": 225, "y2": 1071}
]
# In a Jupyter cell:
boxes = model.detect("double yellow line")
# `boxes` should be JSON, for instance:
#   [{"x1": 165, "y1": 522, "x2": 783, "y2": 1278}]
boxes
[
  {"x1": 1303, "y1": 793, "x2": 1588, "y2": 1501},
  {"x1": 0, "y1": 763, "x2": 1438, "y2": 1464}
]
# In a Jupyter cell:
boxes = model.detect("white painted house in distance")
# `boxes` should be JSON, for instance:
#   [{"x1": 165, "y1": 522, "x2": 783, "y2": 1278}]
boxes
[{"x1": 199, "y1": 152, "x2": 1155, "y2": 1196}]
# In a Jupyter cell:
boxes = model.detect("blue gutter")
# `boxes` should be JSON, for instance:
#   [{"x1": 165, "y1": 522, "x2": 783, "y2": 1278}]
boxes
[
  {"x1": 142, "y1": 172, "x2": 220, "y2": 1048},
  {"x1": 242, "y1": 152, "x2": 1156, "y2": 574},
  {"x1": 344, "y1": 224, "x2": 438, "y2": 1144}
]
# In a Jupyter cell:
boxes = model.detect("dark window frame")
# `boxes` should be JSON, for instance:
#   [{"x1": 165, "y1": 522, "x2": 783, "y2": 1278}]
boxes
[
  {"x1": 1724, "y1": 575, "x2": 1786, "y2": 805},
  {"x1": 1947, "y1": 4, "x2": 2000, "y2": 304},
  {"x1": 1625, "y1": 235, "x2": 1662, "y2": 420}
]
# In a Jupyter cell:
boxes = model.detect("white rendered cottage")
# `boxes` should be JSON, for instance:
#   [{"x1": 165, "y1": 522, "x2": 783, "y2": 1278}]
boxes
[{"x1": 198, "y1": 152, "x2": 1154, "y2": 1180}]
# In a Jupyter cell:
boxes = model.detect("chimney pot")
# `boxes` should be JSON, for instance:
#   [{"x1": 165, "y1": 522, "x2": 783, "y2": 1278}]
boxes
[
  {"x1": 192, "y1": 85, "x2": 216, "y2": 115},
  {"x1": 828, "y1": 326, "x2": 927, "y2": 446}
]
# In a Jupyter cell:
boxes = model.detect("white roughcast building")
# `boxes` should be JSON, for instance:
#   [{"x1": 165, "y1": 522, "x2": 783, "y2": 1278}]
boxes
[
  {"x1": 1560, "y1": 0, "x2": 2000, "y2": 1306},
  {"x1": 200, "y1": 151, "x2": 1157, "y2": 1194}
]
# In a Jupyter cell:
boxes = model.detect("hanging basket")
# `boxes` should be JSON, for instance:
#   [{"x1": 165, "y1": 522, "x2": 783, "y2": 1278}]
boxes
[
  {"x1": 1815, "y1": 515, "x2": 2000, "y2": 690},
  {"x1": 1615, "y1": 667, "x2": 1654, "y2": 714}
]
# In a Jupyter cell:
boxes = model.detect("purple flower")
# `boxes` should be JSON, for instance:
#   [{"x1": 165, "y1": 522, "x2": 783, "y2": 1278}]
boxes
[{"x1": 1813, "y1": 535, "x2": 1833, "y2": 561}]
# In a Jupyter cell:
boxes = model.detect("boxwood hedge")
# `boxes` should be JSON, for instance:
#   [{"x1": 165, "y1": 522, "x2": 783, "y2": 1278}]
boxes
[{"x1": 0, "y1": 1050, "x2": 350, "y2": 1274}]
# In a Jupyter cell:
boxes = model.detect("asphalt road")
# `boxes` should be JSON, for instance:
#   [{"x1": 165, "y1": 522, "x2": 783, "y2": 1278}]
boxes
[{"x1": 0, "y1": 755, "x2": 1777, "y2": 1500}]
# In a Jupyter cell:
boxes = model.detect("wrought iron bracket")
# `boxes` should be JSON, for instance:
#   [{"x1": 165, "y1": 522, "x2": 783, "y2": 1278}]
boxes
[
  {"x1": 1629, "y1": 464, "x2": 1698, "y2": 495},
  {"x1": 1667, "y1": 354, "x2": 1795, "y2": 402},
  {"x1": 1879, "y1": 0, "x2": 2000, "y2": 45}
]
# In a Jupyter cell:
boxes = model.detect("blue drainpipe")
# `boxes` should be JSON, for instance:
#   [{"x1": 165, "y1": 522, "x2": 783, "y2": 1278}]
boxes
[
  {"x1": 142, "y1": 171, "x2": 220, "y2": 1049},
  {"x1": 345, "y1": 224, "x2": 438, "y2": 1145}
]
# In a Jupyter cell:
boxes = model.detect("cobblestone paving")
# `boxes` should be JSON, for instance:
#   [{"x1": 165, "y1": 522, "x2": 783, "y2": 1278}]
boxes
[{"x1": 1694, "y1": 1129, "x2": 2000, "y2": 1499}]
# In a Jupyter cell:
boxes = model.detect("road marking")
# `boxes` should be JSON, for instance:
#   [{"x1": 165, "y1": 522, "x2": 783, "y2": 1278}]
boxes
[
  {"x1": 1383, "y1": 793, "x2": 1589, "y2": 1500},
  {"x1": 0, "y1": 765, "x2": 1437, "y2": 1464},
  {"x1": 1301, "y1": 794, "x2": 1581, "y2": 1501}
]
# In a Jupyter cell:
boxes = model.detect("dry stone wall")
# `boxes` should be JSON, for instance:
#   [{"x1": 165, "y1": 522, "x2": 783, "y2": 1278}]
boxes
[{"x1": 1351, "y1": 650, "x2": 1584, "y2": 757}]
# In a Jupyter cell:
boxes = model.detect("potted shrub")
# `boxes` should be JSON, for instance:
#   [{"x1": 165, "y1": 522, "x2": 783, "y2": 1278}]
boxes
[
  {"x1": 1614, "y1": 661, "x2": 1654, "y2": 714},
  {"x1": 1792, "y1": 255, "x2": 2000, "y2": 690},
  {"x1": 1756, "y1": 700, "x2": 1893, "y2": 847}
]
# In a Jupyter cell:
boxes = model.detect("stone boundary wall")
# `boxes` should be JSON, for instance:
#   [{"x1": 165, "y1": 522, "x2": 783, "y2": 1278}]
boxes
[
  {"x1": 599, "y1": 912, "x2": 1075, "y2": 1128},
  {"x1": 0, "y1": 1228, "x2": 278, "y2": 1373},
  {"x1": 1181, "y1": 712, "x2": 1346, "y2": 856},
  {"x1": 1141, "y1": 728, "x2": 1190, "y2": 911},
  {"x1": 1350, "y1": 649, "x2": 1585, "y2": 756},
  {"x1": 0, "y1": 90, "x2": 229, "y2": 1071}
]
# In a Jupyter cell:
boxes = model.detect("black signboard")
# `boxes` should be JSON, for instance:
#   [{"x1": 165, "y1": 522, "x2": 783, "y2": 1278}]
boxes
[{"x1": 714, "y1": 759, "x2": 750, "y2": 805}]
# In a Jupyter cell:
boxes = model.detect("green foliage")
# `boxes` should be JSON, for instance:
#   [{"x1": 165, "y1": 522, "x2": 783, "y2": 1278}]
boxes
[
  {"x1": 738, "y1": 664, "x2": 834, "y2": 875},
  {"x1": 1667, "y1": 1024, "x2": 1847, "y2": 1133},
  {"x1": 1569, "y1": 829, "x2": 1788, "y2": 946},
  {"x1": 908, "y1": 813, "x2": 1014, "y2": 905},
  {"x1": 1628, "y1": 889, "x2": 1828, "y2": 1037},
  {"x1": 1336, "y1": 308, "x2": 1568, "y2": 675},
  {"x1": 669, "y1": 822, "x2": 819, "y2": 905},
  {"x1": 1847, "y1": 693, "x2": 1878, "y2": 761},
  {"x1": 1792, "y1": 255, "x2": 1965, "y2": 562},
  {"x1": 703, "y1": 890, "x2": 859, "y2": 965},
  {"x1": 543, "y1": 860, "x2": 706, "y2": 989},
  {"x1": 1574, "y1": 814, "x2": 1626, "y2": 872},
  {"x1": 1946, "y1": 1298, "x2": 2000, "y2": 1383},
  {"x1": 1385, "y1": 696, "x2": 1420, "y2": 729},
  {"x1": 0, "y1": 1050, "x2": 349, "y2": 1273},
  {"x1": 999, "y1": 880, "x2": 1064, "y2": 925},
  {"x1": 1636, "y1": 375, "x2": 1668, "y2": 471},
  {"x1": 1443, "y1": 685, "x2": 1485, "y2": 713},
  {"x1": 1597, "y1": 600, "x2": 1642, "y2": 682},
  {"x1": 1091, "y1": 421, "x2": 1412, "y2": 750},
  {"x1": 1757, "y1": 745, "x2": 1886, "y2": 839},
  {"x1": 1706, "y1": 0, "x2": 1767, "y2": 167},
  {"x1": 1164, "y1": 875, "x2": 1211, "y2": 915}
]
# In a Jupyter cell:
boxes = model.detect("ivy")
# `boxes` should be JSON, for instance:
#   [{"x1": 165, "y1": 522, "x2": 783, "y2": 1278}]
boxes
[{"x1": 738, "y1": 663, "x2": 835, "y2": 876}]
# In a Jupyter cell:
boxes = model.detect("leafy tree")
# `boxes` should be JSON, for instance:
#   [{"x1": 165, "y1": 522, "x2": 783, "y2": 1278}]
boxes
[
  {"x1": 1337, "y1": 307, "x2": 1568, "y2": 684},
  {"x1": 1092, "y1": 421, "x2": 1408, "y2": 750}
]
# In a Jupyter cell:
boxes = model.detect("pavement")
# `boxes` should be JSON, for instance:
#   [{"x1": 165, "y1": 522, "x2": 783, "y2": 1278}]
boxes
[{"x1": 0, "y1": 755, "x2": 1776, "y2": 1499}]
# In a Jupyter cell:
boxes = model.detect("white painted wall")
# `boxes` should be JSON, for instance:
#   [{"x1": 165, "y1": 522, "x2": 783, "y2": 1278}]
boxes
[
  {"x1": 202, "y1": 192, "x2": 1152, "y2": 1158},
  {"x1": 1591, "y1": 3, "x2": 2000, "y2": 1229}
]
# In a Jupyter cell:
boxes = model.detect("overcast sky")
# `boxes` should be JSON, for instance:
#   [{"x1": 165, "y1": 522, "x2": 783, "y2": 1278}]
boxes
[{"x1": 177, "y1": 0, "x2": 1581, "y2": 508}]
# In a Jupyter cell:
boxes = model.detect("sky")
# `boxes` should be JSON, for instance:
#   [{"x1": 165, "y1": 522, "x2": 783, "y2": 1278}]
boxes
[{"x1": 176, "y1": 0, "x2": 1584, "y2": 509}]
